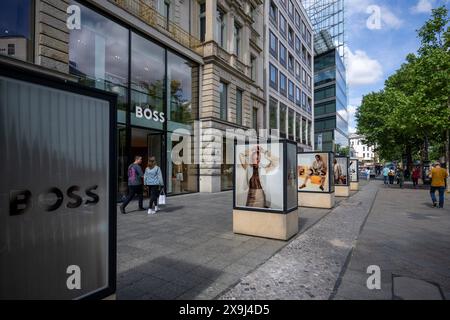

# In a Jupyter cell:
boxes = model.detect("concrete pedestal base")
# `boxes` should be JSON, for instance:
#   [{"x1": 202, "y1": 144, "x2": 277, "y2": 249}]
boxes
[
  {"x1": 335, "y1": 185, "x2": 350, "y2": 197},
  {"x1": 103, "y1": 294, "x2": 116, "y2": 300},
  {"x1": 298, "y1": 192, "x2": 335, "y2": 209},
  {"x1": 350, "y1": 182, "x2": 359, "y2": 191},
  {"x1": 233, "y1": 209, "x2": 299, "y2": 241}
]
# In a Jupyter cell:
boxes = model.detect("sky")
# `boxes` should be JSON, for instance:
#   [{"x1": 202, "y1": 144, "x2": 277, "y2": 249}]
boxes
[{"x1": 345, "y1": 0, "x2": 449, "y2": 133}]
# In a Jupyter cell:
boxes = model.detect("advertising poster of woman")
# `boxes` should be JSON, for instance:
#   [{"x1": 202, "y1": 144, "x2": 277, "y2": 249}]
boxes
[
  {"x1": 298, "y1": 153, "x2": 331, "y2": 193},
  {"x1": 349, "y1": 159, "x2": 359, "y2": 183},
  {"x1": 334, "y1": 157, "x2": 349, "y2": 186},
  {"x1": 235, "y1": 143, "x2": 283, "y2": 211}
]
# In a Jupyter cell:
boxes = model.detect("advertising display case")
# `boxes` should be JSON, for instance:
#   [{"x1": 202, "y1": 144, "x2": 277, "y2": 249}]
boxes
[
  {"x1": 0, "y1": 62, "x2": 117, "y2": 300},
  {"x1": 233, "y1": 139, "x2": 298, "y2": 241},
  {"x1": 349, "y1": 158, "x2": 360, "y2": 191},
  {"x1": 334, "y1": 157, "x2": 350, "y2": 197},
  {"x1": 297, "y1": 152, "x2": 335, "y2": 209}
]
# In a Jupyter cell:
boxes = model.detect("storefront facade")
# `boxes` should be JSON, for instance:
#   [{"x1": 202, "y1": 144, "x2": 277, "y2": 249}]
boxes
[
  {"x1": 1, "y1": 0, "x2": 201, "y2": 197},
  {"x1": 70, "y1": 1, "x2": 200, "y2": 198}
]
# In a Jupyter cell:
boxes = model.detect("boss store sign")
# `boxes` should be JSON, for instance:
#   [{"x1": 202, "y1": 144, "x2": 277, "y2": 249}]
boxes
[{"x1": 0, "y1": 62, "x2": 117, "y2": 300}]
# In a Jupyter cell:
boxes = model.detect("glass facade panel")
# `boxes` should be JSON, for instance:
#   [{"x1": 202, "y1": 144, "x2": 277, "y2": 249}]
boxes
[
  {"x1": 280, "y1": 103, "x2": 287, "y2": 135},
  {"x1": 0, "y1": 0, "x2": 34, "y2": 62},
  {"x1": 269, "y1": 97, "x2": 278, "y2": 130}
]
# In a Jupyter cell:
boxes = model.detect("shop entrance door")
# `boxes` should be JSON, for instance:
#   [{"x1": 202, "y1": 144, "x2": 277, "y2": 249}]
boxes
[{"x1": 130, "y1": 128, "x2": 165, "y2": 192}]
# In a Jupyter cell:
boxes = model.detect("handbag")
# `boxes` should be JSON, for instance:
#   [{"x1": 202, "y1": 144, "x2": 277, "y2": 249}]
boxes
[{"x1": 158, "y1": 188, "x2": 166, "y2": 205}]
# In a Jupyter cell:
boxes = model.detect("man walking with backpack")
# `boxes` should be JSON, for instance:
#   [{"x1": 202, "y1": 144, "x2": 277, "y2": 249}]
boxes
[{"x1": 120, "y1": 156, "x2": 145, "y2": 214}]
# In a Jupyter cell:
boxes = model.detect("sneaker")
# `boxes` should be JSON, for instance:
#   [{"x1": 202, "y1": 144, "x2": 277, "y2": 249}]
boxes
[
  {"x1": 432, "y1": 202, "x2": 437, "y2": 208},
  {"x1": 147, "y1": 209, "x2": 155, "y2": 215},
  {"x1": 155, "y1": 206, "x2": 159, "y2": 212}
]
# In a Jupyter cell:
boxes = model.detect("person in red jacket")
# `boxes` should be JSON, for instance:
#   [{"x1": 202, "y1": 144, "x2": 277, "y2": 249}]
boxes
[{"x1": 412, "y1": 166, "x2": 421, "y2": 188}]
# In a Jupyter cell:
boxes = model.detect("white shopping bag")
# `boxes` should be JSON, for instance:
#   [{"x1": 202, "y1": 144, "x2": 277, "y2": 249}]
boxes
[{"x1": 158, "y1": 188, "x2": 166, "y2": 205}]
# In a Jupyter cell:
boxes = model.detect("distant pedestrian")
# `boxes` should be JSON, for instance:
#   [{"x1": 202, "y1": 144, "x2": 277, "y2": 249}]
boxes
[
  {"x1": 412, "y1": 166, "x2": 421, "y2": 188},
  {"x1": 366, "y1": 168, "x2": 371, "y2": 181},
  {"x1": 404, "y1": 168, "x2": 410, "y2": 181},
  {"x1": 388, "y1": 167, "x2": 395, "y2": 185},
  {"x1": 144, "y1": 156, "x2": 164, "y2": 215},
  {"x1": 120, "y1": 156, "x2": 145, "y2": 214},
  {"x1": 396, "y1": 167, "x2": 404, "y2": 188},
  {"x1": 429, "y1": 162, "x2": 448, "y2": 208},
  {"x1": 382, "y1": 166, "x2": 390, "y2": 185}
]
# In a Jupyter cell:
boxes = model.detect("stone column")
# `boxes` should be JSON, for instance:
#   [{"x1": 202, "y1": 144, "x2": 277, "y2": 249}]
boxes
[
  {"x1": 36, "y1": 0, "x2": 70, "y2": 74},
  {"x1": 205, "y1": 0, "x2": 217, "y2": 42}
]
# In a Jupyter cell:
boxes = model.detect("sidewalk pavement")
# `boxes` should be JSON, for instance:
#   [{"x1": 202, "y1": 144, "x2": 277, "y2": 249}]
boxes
[
  {"x1": 220, "y1": 181, "x2": 378, "y2": 300},
  {"x1": 116, "y1": 189, "x2": 352, "y2": 300},
  {"x1": 334, "y1": 182, "x2": 450, "y2": 300}
]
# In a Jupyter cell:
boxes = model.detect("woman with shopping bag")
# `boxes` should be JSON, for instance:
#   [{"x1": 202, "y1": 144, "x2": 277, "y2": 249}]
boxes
[{"x1": 144, "y1": 156, "x2": 164, "y2": 215}]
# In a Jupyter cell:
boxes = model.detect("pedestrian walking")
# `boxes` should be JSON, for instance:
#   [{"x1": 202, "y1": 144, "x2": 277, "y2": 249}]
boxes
[
  {"x1": 120, "y1": 156, "x2": 145, "y2": 214},
  {"x1": 429, "y1": 162, "x2": 448, "y2": 208},
  {"x1": 396, "y1": 167, "x2": 404, "y2": 188},
  {"x1": 382, "y1": 166, "x2": 390, "y2": 185},
  {"x1": 412, "y1": 166, "x2": 421, "y2": 188},
  {"x1": 144, "y1": 156, "x2": 164, "y2": 215},
  {"x1": 388, "y1": 167, "x2": 395, "y2": 185},
  {"x1": 366, "y1": 168, "x2": 371, "y2": 181}
]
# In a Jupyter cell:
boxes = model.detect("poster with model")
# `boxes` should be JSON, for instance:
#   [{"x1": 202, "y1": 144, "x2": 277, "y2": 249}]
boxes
[
  {"x1": 235, "y1": 143, "x2": 283, "y2": 211},
  {"x1": 298, "y1": 153, "x2": 331, "y2": 193},
  {"x1": 334, "y1": 157, "x2": 349, "y2": 186},
  {"x1": 349, "y1": 159, "x2": 359, "y2": 182}
]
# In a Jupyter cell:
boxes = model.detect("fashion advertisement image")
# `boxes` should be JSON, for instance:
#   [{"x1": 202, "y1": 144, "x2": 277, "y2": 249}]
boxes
[
  {"x1": 334, "y1": 157, "x2": 349, "y2": 186},
  {"x1": 235, "y1": 143, "x2": 283, "y2": 211},
  {"x1": 298, "y1": 153, "x2": 330, "y2": 193},
  {"x1": 349, "y1": 159, "x2": 359, "y2": 182}
]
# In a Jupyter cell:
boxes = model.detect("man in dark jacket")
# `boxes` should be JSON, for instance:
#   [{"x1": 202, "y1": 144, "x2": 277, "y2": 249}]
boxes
[{"x1": 120, "y1": 156, "x2": 145, "y2": 214}]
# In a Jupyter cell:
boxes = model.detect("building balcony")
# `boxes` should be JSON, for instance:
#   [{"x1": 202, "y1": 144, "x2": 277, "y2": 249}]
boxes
[
  {"x1": 109, "y1": 0, "x2": 203, "y2": 55},
  {"x1": 203, "y1": 42, "x2": 250, "y2": 77}
]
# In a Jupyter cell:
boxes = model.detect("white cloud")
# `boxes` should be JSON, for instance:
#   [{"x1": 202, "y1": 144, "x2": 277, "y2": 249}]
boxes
[
  {"x1": 346, "y1": 0, "x2": 404, "y2": 30},
  {"x1": 345, "y1": 47, "x2": 383, "y2": 86},
  {"x1": 347, "y1": 105, "x2": 359, "y2": 134},
  {"x1": 411, "y1": 0, "x2": 434, "y2": 14}
]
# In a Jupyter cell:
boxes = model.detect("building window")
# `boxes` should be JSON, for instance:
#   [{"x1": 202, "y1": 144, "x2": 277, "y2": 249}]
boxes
[
  {"x1": 158, "y1": 0, "x2": 171, "y2": 29},
  {"x1": 295, "y1": 61, "x2": 301, "y2": 81},
  {"x1": 7, "y1": 43, "x2": 15, "y2": 55},
  {"x1": 236, "y1": 89, "x2": 243, "y2": 125},
  {"x1": 288, "y1": 26, "x2": 294, "y2": 48},
  {"x1": 288, "y1": 53, "x2": 294, "y2": 74},
  {"x1": 252, "y1": 107, "x2": 258, "y2": 129},
  {"x1": 280, "y1": 72, "x2": 287, "y2": 96},
  {"x1": 289, "y1": 109, "x2": 295, "y2": 139},
  {"x1": 302, "y1": 92, "x2": 307, "y2": 109},
  {"x1": 296, "y1": 114, "x2": 301, "y2": 142},
  {"x1": 295, "y1": 36, "x2": 301, "y2": 56},
  {"x1": 250, "y1": 55, "x2": 257, "y2": 81},
  {"x1": 279, "y1": 43, "x2": 287, "y2": 67},
  {"x1": 199, "y1": 2, "x2": 206, "y2": 42},
  {"x1": 280, "y1": 103, "x2": 287, "y2": 136},
  {"x1": 269, "y1": 63, "x2": 278, "y2": 90},
  {"x1": 288, "y1": 80, "x2": 294, "y2": 102},
  {"x1": 216, "y1": 8, "x2": 226, "y2": 48},
  {"x1": 269, "y1": 1, "x2": 278, "y2": 25},
  {"x1": 279, "y1": 14, "x2": 287, "y2": 38},
  {"x1": 296, "y1": 86, "x2": 301, "y2": 106},
  {"x1": 269, "y1": 97, "x2": 278, "y2": 130},
  {"x1": 288, "y1": 1, "x2": 294, "y2": 18},
  {"x1": 219, "y1": 81, "x2": 228, "y2": 120},
  {"x1": 295, "y1": 10, "x2": 301, "y2": 29},
  {"x1": 0, "y1": 0, "x2": 34, "y2": 62},
  {"x1": 234, "y1": 23, "x2": 241, "y2": 57},
  {"x1": 269, "y1": 31, "x2": 278, "y2": 58}
]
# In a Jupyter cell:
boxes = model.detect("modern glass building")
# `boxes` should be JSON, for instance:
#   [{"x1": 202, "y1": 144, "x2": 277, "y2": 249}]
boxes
[{"x1": 313, "y1": 47, "x2": 348, "y2": 153}]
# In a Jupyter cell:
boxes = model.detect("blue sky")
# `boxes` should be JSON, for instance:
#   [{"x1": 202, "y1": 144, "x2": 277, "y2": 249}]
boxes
[{"x1": 345, "y1": 0, "x2": 449, "y2": 132}]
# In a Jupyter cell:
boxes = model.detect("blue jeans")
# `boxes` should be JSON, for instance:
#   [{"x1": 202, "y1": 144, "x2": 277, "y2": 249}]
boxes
[
  {"x1": 430, "y1": 186, "x2": 445, "y2": 207},
  {"x1": 383, "y1": 176, "x2": 388, "y2": 184}
]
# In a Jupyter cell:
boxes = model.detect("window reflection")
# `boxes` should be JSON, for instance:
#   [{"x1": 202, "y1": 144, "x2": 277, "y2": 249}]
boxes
[{"x1": 0, "y1": 0, "x2": 33, "y2": 62}]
